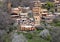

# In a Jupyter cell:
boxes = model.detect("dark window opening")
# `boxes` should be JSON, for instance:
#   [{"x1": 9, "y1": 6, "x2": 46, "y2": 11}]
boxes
[
  {"x1": 42, "y1": 14, "x2": 46, "y2": 16},
  {"x1": 11, "y1": 13, "x2": 18, "y2": 15},
  {"x1": 23, "y1": 20, "x2": 24, "y2": 21}
]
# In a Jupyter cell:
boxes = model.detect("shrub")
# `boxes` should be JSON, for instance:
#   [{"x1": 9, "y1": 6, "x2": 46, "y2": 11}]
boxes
[
  {"x1": 25, "y1": 33, "x2": 33, "y2": 39},
  {"x1": 46, "y1": 35, "x2": 52, "y2": 41},
  {"x1": 17, "y1": 32, "x2": 20, "y2": 35}
]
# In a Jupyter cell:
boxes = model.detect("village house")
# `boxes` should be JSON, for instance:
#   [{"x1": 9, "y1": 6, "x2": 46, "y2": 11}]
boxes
[
  {"x1": 55, "y1": 3, "x2": 60, "y2": 12},
  {"x1": 22, "y1": 7, "x2": 30, "y2": 13},
  {"x1": 20, "y1": 25, "x2": 36, "y2": 31},
  {"x1": 54, "y1": 0, "x2": 59, "y2": 3},
  {"x1": 54, "y1": 12, "x2": 60, "y2": 15},
  {"x1": 41, "y1": 9, "x2": 48, "y2": 17},
  {"x1": 44, "y1": 14, "x2": 55, "y2": 23}
]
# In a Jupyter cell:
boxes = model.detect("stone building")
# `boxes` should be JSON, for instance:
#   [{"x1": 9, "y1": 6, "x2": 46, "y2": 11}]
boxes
[
  {"x1": 55, "y1": 3, "x2": 60, "y2": 12},
  {"x1": 32, "y1": 0, "x2": 42, "y2": 26},
  {"x1": 41, "y1": 9, "x2": 48, "y2": 16}
]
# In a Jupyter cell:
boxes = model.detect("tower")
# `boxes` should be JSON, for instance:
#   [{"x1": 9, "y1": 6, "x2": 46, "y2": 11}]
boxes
[{"x1": 32, "y1": 0, "x2": 42, "y2": 26}]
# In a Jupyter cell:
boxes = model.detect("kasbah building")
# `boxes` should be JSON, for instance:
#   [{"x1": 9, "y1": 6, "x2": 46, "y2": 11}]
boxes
[{"x1": 7, "y1": 0, "x2": 49, "y2": 31}]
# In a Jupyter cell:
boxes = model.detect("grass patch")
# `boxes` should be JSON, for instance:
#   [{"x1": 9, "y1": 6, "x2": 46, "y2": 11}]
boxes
[
  {"x1": 17, "y1": 31, "x2": 21, "y2": 35},
  {"x1": 50, "y1": 21, "x2": 60, "y2": 26},
  {"x1": 23, "y1": 30, "x2": 50, "y2": 42},
  {"x1": 3, "y1": 34, "x2": 11, "y2": 42},
  {"x1": 28, "y1": 36, "x2": 50, "y2": 42}
]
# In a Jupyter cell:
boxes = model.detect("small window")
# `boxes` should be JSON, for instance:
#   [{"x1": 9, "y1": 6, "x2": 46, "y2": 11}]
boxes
[
  {"x1": 11, "y1": 4, "x2": 13, "y2": 7},
  {"x1": 23, "y1": 20, "x2": 24, "y2": 22},
  {"x1": 36, "y1": 18, "x2": 37, "y2": 20},
  {"x1": 11, "y1": 13, "x2": 18, "y2": 15},
  {"x1": 42, "y1": 14, "x2": 46, "y2": 16}
]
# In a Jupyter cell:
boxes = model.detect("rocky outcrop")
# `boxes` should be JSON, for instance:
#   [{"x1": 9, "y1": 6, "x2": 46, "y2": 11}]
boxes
[
  {"x1": 12, "y1": 32, "x2": 28, "y2": 42},
  {"x1": 0, "y1": 30, "x2": 7, "y2": 42},
  {"x1": 39, "y1": 29, "x2": 51, "y2": 39}
]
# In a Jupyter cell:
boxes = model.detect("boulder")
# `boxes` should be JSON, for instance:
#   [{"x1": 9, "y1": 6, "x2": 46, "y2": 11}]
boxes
[
  {"x1": 0, "y1": 30, "x2": 7, "y2": 42},
  {"x1": 39, "y1": 29, "x2": 50, "y2": 39},
  {"x1": 12, "y1": 32, "x2": 28, "y2": 42}
]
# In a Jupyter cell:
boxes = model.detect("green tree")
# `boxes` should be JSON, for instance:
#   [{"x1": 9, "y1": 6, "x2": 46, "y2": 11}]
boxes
[{"x1": 42, "y1": 2, "x2": 54, "y2": 12}]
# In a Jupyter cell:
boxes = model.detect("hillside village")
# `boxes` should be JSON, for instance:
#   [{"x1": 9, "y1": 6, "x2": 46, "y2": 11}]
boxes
[
  {"x1": 6, "y1": 0, "x2": 60, "y2": 31},
  {"x1": 0, "y1": 0, "x2": 60, "y2": 42}
]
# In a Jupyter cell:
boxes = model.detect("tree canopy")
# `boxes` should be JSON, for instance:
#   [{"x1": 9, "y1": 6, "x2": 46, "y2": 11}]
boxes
[{"x1": 42, "y1": 1, "x2": 54, "y2": 12}]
